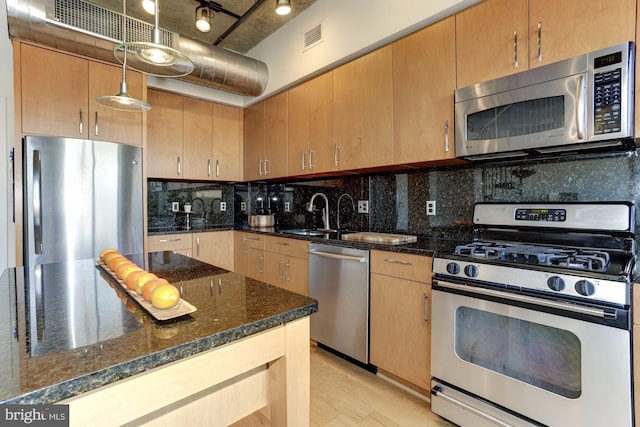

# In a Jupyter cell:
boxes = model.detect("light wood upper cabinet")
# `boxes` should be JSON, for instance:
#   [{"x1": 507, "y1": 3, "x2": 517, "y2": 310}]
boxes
[
  {"x1": 244, "y1": 94, "x2": 288, "y2": 180},
  {"x1": 333, "y1": 45, "x2": 393, "y2": 171},
  {"x1": 456, "y1": 0, "x2": 636, "y2": 88},
  {"x1": 393, "y1": 16, "x2": 456, "y2": 164},
  {"x1": 20, "y1": 43, "x2": 89, "y2": 139},
  {"x1": 455, "y1": 0, "x2": 528, "y2": 88},
  {"x1": 212, "y1": 104, "x2": 243, "y2": 181},
  {"x1": 263, "y1": 92, "x2": 288, "y2": 179},
  {"x1": 87, "y1": 61, "x2": 143, "y2": 145},
  {"x1": 147, "y1": 89, "x2": 184, "y2": 179},
  {"x1": 183, "y1": 98, "x2": 213, "y2": 180},
  {"x1": 288, "y1": 72, "x2": 335, "y2": 176}
]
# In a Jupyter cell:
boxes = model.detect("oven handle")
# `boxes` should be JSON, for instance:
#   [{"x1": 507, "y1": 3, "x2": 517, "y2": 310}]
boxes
[
  {"x1": 434, "y1": 280, "x2": 608, "y2": 319},
  {"x1": 431, "y1": 385, "x2": 515, "y2": 427}
]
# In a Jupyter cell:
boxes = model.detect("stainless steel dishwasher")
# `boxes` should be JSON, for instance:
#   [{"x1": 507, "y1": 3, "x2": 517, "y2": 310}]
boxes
[{"x1": 308, "y1": 243, "x2": 370, "y2": 364}]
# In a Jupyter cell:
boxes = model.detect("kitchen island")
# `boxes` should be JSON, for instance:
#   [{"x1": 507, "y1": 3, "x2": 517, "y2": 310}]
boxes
[{"x1": 0, "y1": 251, "x2": 317, "y2": 426}]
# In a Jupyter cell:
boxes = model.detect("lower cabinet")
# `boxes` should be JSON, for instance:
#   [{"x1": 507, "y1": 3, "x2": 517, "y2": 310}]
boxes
[
  {"x1": 147, "y1": 233, "x2": 193, "y2": 257},
  {"x1": 369, "y1": 250, "x2": 432, "y2": 392},
  {"x1": 192, "y1": 231, "x2": 234, "y2": 271}
]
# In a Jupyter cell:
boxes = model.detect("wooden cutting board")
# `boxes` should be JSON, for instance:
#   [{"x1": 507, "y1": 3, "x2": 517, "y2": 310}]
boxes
[{"x1": 341, "y1": 232, "x2": 417, "y2": 245}]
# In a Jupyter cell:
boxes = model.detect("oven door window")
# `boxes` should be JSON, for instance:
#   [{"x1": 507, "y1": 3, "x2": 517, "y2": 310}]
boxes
[{"x1": 455, "y1": 306, "x2": 581, "y2": 398}]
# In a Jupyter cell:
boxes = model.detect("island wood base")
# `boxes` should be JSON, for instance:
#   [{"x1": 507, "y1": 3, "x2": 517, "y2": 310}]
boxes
[{"x1": 61, "y1": 317, "x2": 310, "y2": 427}]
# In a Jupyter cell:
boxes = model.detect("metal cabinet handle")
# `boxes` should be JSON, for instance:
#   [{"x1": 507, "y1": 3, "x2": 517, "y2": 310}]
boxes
[
  {"x1": 285, "y1": 260, "x2": 290, "y2": 281},
  {"x1": 301, "y1": 149, "x2": 306, "y2": 170},
  {"x1": 309, "y1": 149, "x2": 315, "y2": 169},
  {"x1": 276, "y1": 242, "x2": 290, "y2": 246},
  {"x1": 258, "y1": 255, "x2": 264, "y2": 274},
  {"x1": 79, "y1": 109, "x2": 83, "y2": 134},
  {"x1": 242, "y1": 236, "x2": 248, "y2": 254},
  {"x1": 196, "y1": 237, "x2": 200, "y2": 257},
  {"x1": 513, "y1": 30, "x2": 518, "y2": 68},
  {"x1": 216, "y1": 159, "x2": 220, "y2": 177},
  {"x1": 383, "y1": 258, "x2": 413, "y2": 266},
  {"x1": 177, "y1": 156, "x2": 181, "y2": 176},
  {"x1": 159, "y1": 238, "x2": 181, "y2": 243},
  {"x1": 537, "y1": 21, "x2": 542, "y2": 61},
  {"x1": 423, "y1": 291, "x2": 428, "y2": 324},
  {"x1": 208, "y1": 159, "x2": 211, "y2": 177},
  {"x1": 249, "y1": 237, "x2": 262, "y2": 241},
  {"x1": 95, "y1": 111, "x2": 99, "y2": 136},
  {"x1": 333, "y1": 144, "x2": 340, "y2": 166},
  {"x1": 259, "y1": 159, "x2": 264, "y2": 176},
  {"x1": 278, "y1": 260, "x2": 284, "y2": 280},
  {"x1": 264, "y1": 158, "x2": 270, "y2": 175},
  {"x1": 444, "y1": 120, "x2": 449, "y2": 152}
]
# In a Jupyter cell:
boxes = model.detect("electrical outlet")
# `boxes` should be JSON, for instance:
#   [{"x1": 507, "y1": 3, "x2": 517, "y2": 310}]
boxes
[
  {"x1": 357, "y1": 200, "x2": 369, "y2": 214},
  {"x1": 171, "y1": 202, "x2": 179, "y2": 212},
  {"x1": 285, "y1": 201, "x2": 291, "y2": 212},
  {"x1": 427, "y1": 200, "x2": 436, "y2": 216},
  {"x1": 240, "y1": 201, "x2": 247, "y2": 212},
  {"x1": 220, "y1": 201, "x2": 227, "y2": 212}
]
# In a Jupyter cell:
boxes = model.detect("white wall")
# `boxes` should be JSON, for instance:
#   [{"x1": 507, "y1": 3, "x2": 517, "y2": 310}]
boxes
[{"x1": 0, "y1": 1, "x2": 15, "y2": 269}]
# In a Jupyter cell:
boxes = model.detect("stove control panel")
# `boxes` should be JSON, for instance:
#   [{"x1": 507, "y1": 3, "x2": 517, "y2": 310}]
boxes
[{"x1": 515, "y1": 208, "x2": 566, "y2": 222}]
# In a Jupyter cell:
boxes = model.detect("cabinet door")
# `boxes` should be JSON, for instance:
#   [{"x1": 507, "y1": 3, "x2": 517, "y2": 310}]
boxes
[
  {"x1": 264, "y1": 251, "x2": 284, "y2": 286},
  {"x1": 244, "y1": 101, "x2": 265, "y2": 181},
  {"x1": 393, "y1": 17, "x2": 456, "y2": 164},
  {"x1": 284, "y1": 256, "x2": 308, "y2": 296},
  {"x1": 247, "y1": 248, "x2": 265, "y2": 281},
  {"x1": 20, "y1": 44, "x2": 89, "y2": 138},
  {"x1": 193, "y1": 231, "x2": 233, "y2": 271},
  {"x1": 213, "y1": 104, "x2": 243, "y2": 181},
  {"x1": 233, "y1": 232, "x2": 249, "y2": 276},
  {"x1": 455, "y1": 0, "x2": 528, "y2": 88},
  {"x1": 370, "y1": 273, "x2": 431, "y2": 390},
  {"x1": 263, "y1": 92, "x2": 288, "y2": 178},
  {"x1": 183, "y1": 98, "x2": 213, "y2": 180},
  {"x1": 88, "y1": 61, "x2": 143, "y2": 145},
  {"x1": 528, "y1": 0, "x2": 635, "y2": 68},
  {"x1": 288, "y1": 72, "x2": 334, "y2": 176},
  {"x1": 147, "y1": 90, "x2": 184, "y2": 179},
  {"x1": 334, "y1": 45, "x2": 393, "y2": 170}
]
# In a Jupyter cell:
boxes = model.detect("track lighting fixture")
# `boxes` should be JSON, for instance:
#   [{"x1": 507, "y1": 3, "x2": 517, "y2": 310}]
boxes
[
  {"x1": 141, "y1": 0, "x2": 155, "y2": 14},
  {"x1": 195, "y1": 5, "x2": 212, "y2": 33},
  {"x1": 275, "y1": 0, "x2": 291, "y2": 16}
]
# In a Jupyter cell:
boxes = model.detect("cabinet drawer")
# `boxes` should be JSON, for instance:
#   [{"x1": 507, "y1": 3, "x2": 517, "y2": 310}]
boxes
[
  {"x1": 265, "y1": 236, "x2": 309, "y2": 258},
  {"x1": 245, "y1": 234, "x2": 266, "y2": 250},
  {"x1": 370, "y1": 250, "x2": 432, "y2": 283},
  {"x1": 147, "y1": 234, "x2": 193, "y2": 252}
]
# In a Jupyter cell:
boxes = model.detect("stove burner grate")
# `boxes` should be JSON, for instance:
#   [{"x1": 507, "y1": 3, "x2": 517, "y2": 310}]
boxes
[{"x1": 455, "y1": 242, "x2": 611, "y2": 272}]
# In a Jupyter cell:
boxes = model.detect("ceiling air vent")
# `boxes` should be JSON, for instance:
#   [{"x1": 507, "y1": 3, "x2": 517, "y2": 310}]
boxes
[{"x1": 303, "y1": 23, "x2": 323, "y2": 52}]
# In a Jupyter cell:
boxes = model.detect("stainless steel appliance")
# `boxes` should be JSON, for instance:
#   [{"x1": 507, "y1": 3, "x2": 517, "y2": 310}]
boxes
[
  {"x1": 23, "y1": 136, "x2": 144, "y2": 265},
  {"x1": 308, "y1": 243, "x2": 370, "y2": 364},
  {"x1": 430, "y1": 203, "x2": 634, "y2": 427},
  {"x1": 455, "y1": 42, "x2": 635, "y2": 161}
]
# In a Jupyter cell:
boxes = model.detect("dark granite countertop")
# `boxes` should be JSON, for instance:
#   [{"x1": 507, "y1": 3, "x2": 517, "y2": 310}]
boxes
[{"x1": 0, "y1": 252, "x2": 317, "y2": 405}]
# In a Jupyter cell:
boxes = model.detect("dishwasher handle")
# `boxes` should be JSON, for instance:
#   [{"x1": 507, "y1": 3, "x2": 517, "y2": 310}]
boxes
[{"x1": 308, "y1": 249, "x2": 366, "y2": 263}]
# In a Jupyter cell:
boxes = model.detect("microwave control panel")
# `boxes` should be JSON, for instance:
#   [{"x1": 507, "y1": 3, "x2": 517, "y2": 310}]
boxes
[{"x1": 593, "y1": 50, "x2": 623, "y2": 135}]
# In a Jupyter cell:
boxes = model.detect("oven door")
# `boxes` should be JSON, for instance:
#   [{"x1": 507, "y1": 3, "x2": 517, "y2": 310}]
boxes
[{"x1": 431, "y1": 279, "x2": 632, "y2": 427}]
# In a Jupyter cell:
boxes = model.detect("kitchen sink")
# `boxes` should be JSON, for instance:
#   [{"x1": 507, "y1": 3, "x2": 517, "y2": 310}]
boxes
[{"x1": 279, "y1": 229, "x2": 328, "y2": 237}]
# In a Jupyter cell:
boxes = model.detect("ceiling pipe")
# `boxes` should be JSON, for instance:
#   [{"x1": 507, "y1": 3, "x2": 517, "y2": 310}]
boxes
[{"x1": 6, "y1": 0, "x2": 269, "y2": 96}]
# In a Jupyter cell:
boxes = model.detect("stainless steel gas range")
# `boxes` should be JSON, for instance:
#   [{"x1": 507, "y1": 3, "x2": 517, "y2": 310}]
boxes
[{"x1": 430, "y1": 202, "x2": 635, "y2": 427}]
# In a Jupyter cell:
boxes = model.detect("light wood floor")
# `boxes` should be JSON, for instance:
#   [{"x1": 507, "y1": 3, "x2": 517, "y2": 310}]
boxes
[{"x1": 232, "y1": 345, "x2": 454, "y2": 427}]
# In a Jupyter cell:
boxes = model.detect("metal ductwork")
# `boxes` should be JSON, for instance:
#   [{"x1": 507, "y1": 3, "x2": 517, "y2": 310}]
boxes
[{"x1": 6, "y1": 0, "x2": 269, "y2": 96}]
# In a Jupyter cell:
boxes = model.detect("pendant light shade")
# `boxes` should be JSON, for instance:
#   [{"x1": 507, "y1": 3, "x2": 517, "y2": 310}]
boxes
[
  {"x1": 115, "y1": 0, "x2": 194, "y2": 77},
  {"x1": 96, "y1": 0, "x2": 150, "y2": 112},
  {"x1": 275, "y1": 0, "x2": 291, "y2": 15},
  {"x1": 141, "y1": 0, "x2": 155, "y2": 14}
]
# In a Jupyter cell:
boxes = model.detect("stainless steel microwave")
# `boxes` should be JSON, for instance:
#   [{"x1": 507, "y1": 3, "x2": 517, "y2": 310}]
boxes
[{"x1": 454, "y1": 42, "x2": 635, "y2": 161}]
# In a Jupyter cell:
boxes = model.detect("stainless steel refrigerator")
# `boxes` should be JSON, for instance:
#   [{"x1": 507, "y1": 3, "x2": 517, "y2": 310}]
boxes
[{"x1": 23, "y1": 136, "x2": 144, "y2": 266}]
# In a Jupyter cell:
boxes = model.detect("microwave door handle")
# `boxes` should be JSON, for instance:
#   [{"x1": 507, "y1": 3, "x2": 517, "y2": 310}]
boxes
[{"x1": 576, "y1": 74, "x2": 585, "y2": 140}]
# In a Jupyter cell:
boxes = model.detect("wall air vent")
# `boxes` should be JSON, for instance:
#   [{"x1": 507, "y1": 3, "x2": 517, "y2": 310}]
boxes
[{"x1": 303, "y1": 23, "x2": 323, "y2": 52}]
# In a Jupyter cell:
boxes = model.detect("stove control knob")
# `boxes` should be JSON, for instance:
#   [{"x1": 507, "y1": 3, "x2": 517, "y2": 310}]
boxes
[
  {"x1": 575, "y1": 280, "x2": 596, "y2": 296},
  {"x1": 547, "y1": 276, "x2": 565, "y2": 292},
  {"x1": 464, "y1": 265, "x2": 479, "y2": 278},
  {"x1": 446, "y1": 263, "x2": 461, "y2": 275}
]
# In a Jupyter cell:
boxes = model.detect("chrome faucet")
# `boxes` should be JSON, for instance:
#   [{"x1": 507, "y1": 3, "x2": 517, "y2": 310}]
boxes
[
  {"x1": 307, "y1": 192, "x2": 334, "y2": 232},
  {"x1": 336, "y1": 193, "x2": 355, "y2": 230}
]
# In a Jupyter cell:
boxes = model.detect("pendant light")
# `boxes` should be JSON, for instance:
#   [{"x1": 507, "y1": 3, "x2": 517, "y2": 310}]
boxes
[
  {"x1": 114, "y1": 0, "x2": 194, "y2": 77},
  {"x1": 275, "y1": 0, "x2": 291, "y2": 15},
  {"x1": 96, "y1": 0, "x2": 150, "y2": 112}
]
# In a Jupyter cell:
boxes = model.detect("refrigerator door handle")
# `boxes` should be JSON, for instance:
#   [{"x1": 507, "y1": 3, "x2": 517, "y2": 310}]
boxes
[{"x1": 33, "y1": 149, "x2": 43, "y2": 254}]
